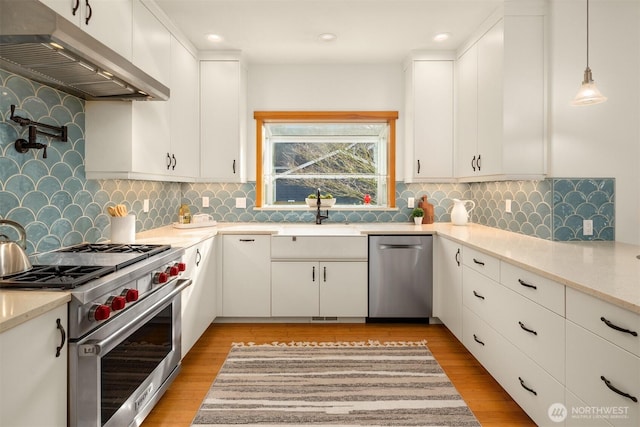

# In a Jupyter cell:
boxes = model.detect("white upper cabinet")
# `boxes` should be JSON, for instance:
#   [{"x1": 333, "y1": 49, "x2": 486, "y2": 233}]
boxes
[
  {"x1": 404, "y1": 57, "x2": 454, "y2": 182},
  {"x1": 200, "y1": 56, "x2": 248, "y2": 182},
  {"x1": 455, "y1": 8, "x2": 545, "y2": 181},
  {"x1": 132, "y1": 0, "x2": 170, "y2": 85},
  {"x1": 40, "y1": 0, "x2": 133, "y2": 60},
  {"x1": 169, "y1": 35, "x2": 199, "y2": 178},
  {"x1": 85, "y1": 2, "x2": 199, "y2": 181}
]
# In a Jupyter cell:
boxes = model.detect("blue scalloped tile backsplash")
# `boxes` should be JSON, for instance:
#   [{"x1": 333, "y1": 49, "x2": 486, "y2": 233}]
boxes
[{"x1": 0, "y1": 68, "x2": 615, "y2": 253}]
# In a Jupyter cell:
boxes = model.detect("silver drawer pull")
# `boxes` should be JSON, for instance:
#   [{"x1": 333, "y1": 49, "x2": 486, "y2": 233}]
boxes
[
  {"x1": 600, "y1": 317, "x2": 638, "y2": 337},
  {"x1": 600, "y1": 376, "x2": 638, "y2": 402}
]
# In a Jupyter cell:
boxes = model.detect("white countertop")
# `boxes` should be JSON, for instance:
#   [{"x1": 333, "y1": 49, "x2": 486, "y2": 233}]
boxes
[{"x1": 2, "y1": 221, "x2": 639, "y2": 332}]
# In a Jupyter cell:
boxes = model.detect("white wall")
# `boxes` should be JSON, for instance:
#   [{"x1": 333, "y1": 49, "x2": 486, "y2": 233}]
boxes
[
  {"x1": 246, "y1": 63, "x2": 405, "y2": 181},
  {"x1": 549, "y1": 0, "x2": 640, "y2": 244}
]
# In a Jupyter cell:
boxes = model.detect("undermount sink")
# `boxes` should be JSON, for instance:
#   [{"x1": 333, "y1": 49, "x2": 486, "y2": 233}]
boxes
[{"x1": 278, "y1": 225, "x2": 361, "y2": 236}]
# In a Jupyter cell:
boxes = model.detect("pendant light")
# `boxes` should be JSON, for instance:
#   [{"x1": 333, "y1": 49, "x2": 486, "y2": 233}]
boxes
[{"x1": 572, "y1": 0, "x2": 607, "y2": 106}]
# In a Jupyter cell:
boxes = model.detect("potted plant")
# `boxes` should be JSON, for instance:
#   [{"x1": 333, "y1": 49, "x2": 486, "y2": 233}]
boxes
[{"x1": 411, "y1": 207, "x2": 424, "y2": 225}]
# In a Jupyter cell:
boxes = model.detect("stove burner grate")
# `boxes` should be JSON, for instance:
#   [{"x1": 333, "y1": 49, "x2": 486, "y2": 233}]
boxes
[
  {"x1": 58, "y1": 243, "x2": 170, "y2": 256},
  {"x1": 0, "y1": 265, "x2": 115, "y2": 289}
]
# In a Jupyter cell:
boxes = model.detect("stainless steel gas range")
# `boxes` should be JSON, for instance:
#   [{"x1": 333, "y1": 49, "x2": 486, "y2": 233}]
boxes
[{"x1": 0, "y1": 243, "x2": 192, "y2": 427}]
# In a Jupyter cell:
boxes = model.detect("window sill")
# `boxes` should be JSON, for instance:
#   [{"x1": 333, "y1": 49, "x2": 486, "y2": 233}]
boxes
[{"x1": 255, "y1": 205, "x2": 399, "y2": 212}]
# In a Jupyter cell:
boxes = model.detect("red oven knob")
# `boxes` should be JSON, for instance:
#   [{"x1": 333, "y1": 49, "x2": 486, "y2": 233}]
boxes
[
  {"x1": 167, "y1": 265, "x2": 180, "y2": 276},
  {"x1": 176, "y1": 262, "x2": 187, "y2": 272},
  {"x1": 108, "y1": 296, "x2": 126, "y2": 311},
  {"x1": 90, "y1": 304, "x2": 111, "y2": 321},
  {"x1": 153, "y1": 271, "x2": 169, "y2": 284},
  {"x1": 121, "y1": 288, "x2": 139, "y2": 302}
]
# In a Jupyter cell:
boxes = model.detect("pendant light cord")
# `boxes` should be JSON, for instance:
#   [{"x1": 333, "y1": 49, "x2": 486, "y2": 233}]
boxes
[{"x1": 586, "y1": 0, "x2": 590, "y2": 68}]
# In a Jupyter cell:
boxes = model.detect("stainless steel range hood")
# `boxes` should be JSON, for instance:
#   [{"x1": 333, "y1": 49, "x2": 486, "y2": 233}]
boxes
[{"x1": 0, "y1": 0, "x2": 169, "y2": 101}]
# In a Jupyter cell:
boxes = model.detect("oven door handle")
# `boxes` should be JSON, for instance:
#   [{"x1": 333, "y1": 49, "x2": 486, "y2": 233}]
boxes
[{"x1": 78, "y1": 278, "x2": 192, "y2": 357}]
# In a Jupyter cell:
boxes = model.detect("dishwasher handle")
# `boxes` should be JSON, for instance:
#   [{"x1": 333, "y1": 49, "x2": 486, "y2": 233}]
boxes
[{"x1": 378, "y1": 244, "x2": 423, "y2": 250}]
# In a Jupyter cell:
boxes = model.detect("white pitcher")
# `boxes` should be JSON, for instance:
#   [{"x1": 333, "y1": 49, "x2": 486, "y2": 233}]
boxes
[{"x1": 451, "y1": 199, "x2": 475, "y2": 226}]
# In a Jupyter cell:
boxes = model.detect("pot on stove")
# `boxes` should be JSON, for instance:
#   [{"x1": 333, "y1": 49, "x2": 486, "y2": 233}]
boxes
[{"x1": 0, "y1": 219, "x2": 32, "y2": 277}]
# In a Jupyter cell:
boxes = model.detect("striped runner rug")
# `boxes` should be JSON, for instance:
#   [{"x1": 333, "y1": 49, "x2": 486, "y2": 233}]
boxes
[{"x1": 191, "y1": 340, "x2": 480, "y2": 426}]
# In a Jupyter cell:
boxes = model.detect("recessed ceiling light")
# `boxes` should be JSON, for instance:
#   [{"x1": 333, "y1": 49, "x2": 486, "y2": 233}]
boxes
[
  {"x1": 318, "y1": 33, "x2": 337, "y2": 42},
  {"x1": 207, "y1": 33, "x2": 224, "y2": 43},
  {"x1": 433, "y1": 33, "x2": 451, "y2": 42}
]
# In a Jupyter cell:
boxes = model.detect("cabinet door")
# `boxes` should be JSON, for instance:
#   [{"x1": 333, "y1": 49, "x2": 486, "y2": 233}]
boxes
[
  {"x1": 272, "y1": 261, "x2": 319, "y2": 317},
  {"x1": 169, "y1": 36, "x2": 199, "y2": 179},
  {"x1": 455, "y1": 44, "x2": 478, "y2": 178},
  {"x1": 566, "y1": 321, "x2": 639, "y2": 426},
  {"x1": 476, "y1": 19, "x2": 504, "y2": 177},
  {"x1": 181, "y1": 238, "x2": 216, "y2": 356},
  {"x1": 320, "y1": 261, "x2": 368, "y2": 317},
  {"x1": 410, "y1": 61, "x2": 454, "y2": 181},
  {"x1": 433, "y1": 236, "x2": 462, "y2": 340},
  {"x1": 0, "y1": 305, "x2": 68, "y2": 427},
  {"x1": 39, "y1": 0, "x2": 132, "y2": 60},
  {"x1": 222, "y1": 235, "x2": 271, "y2": 317},
  {"x1": 132, "y1": 0, "x2": 170, "y2": 85},
  {"x1": 200, "y1": 60, "x2": 246, "y2": 182},
  {"x1": 131, "y1": 1, "x2": 171, "y2": 176}
]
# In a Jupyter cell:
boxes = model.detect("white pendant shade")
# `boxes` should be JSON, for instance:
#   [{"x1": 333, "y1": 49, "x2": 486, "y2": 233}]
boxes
[
  {"x1": 572, "y1": 67, "x2": 607, "y2": 106},
  {"x1": 572, "y1": 0, "x2": 607, "y2": 106}
]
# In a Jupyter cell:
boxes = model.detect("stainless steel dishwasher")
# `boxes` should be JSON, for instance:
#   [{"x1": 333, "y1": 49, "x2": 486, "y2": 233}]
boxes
[{"x1": 368, "y1": 235, "x2": 433, "y2": 321}]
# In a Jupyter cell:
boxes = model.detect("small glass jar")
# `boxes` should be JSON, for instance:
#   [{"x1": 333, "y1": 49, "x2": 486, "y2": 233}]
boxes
[{"x1": 178, "y1": 203, "x2": 191, "y2": 224}]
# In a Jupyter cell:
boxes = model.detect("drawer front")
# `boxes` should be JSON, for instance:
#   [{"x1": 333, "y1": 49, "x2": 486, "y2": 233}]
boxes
[
  {"x1": 463, "y1": 246, "x2": 500, "y2": 281},
  {"x1": 499, "y1": 286, "x2": 565, "y2": 382},
  {"x1": 462, "y1": 266, "x2": 502, "y2": 327},
  {"x1": 567, "y1": 287, "x2": 639, "y2": 358},
  {"x1": 462, "y1": 307, "x2": 565, "y2": 426},
  {"x1": 566, "y1": 321, "x2": 639, "y2": 426},
  {"x1": 496, "y1": 338, "x2": 566, "y2": 427},
  {"x1": 271, "y1": 236, "x2": 367, "y2": 259},
  {"x1": 462, "y1": 306, "x2": 504, "y2": 376},
  {"x1": 500, "y1": 261, "x2": 565, "y2": 316},
  {"x1": 565, "y1": 389, "x2": 614, "y2": 426}
]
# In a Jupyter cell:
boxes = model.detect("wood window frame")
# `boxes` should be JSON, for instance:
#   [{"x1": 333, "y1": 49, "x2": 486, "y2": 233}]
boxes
[{"x1": 254, "y1": 111, "x2": 398, "y2": 208}]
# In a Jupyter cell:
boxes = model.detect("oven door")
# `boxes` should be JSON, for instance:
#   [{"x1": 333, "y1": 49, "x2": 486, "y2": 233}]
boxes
[{"x1": 69, "y1": 278, "x2": 191, "y2": 427}]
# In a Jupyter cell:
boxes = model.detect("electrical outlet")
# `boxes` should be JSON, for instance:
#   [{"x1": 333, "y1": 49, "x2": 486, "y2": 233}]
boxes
[
  {"x1": 202, "y1": 196, "x2": 209, "y2": 208},
  {"x1": 236, "y1": 197, "x2": 246, "y2": 209},
  {"x1": 505, "y1": 199, "x2": 512, "y2": 213},
  {"x1": 408, "y1": 197, "x2": 415, "y2": 208},
  {"x1": 143, "y1": 199, "x2": 149, "y2": 213},
  {"x1": 583, "y1": 219, "x2": 593, "y2": 236}
]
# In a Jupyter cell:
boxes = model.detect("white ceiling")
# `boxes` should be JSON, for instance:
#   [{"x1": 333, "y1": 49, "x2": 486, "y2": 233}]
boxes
[{"x1": 154, "y1": 0, "x2": 503, "y2": 64}]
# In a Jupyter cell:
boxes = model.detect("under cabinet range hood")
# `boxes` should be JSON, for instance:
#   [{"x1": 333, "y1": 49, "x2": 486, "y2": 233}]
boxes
[{"x1": 0, "y1": 0, "x2": 169, "y2": 101}]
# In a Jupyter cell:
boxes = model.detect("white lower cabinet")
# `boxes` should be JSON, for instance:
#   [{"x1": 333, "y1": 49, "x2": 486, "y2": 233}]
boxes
[
  {"x1": 271, "y1": 261, "x2": 367, "y2": 317},
  {"x1": 433, "y1": 236, "x2": 462, "y2": 340},
  {"x1": 270, "y1": 235, "x2": 368, "y2": 319},
  {"x1": 222, "y1": 235, "x2": 271, "y2": 317},
  {"x1": 458, "y1": 245, "x2": 568, "y2": 426},
  {"x1": 566, "y1": 321, "x2": 639, "y2": 426},
  {"x1": 462, "y1": 306, "x2": 565, "y2": 426},
  {"x1": 181, "y1": 237, "x2": 216, "y2": 356},
  {"x1": 0, "y1": 305, "x2": 68, "y2": 427}
]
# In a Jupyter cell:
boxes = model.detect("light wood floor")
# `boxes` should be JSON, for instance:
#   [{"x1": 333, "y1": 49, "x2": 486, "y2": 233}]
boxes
[{"x1": 142, "y1": 323, "x2": 535, "y2": 426}]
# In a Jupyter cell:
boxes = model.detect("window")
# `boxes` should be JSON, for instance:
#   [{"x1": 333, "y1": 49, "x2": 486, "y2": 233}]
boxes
[{"x1": 254, "y1": 111, "x2": 397, "y2": 208}]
